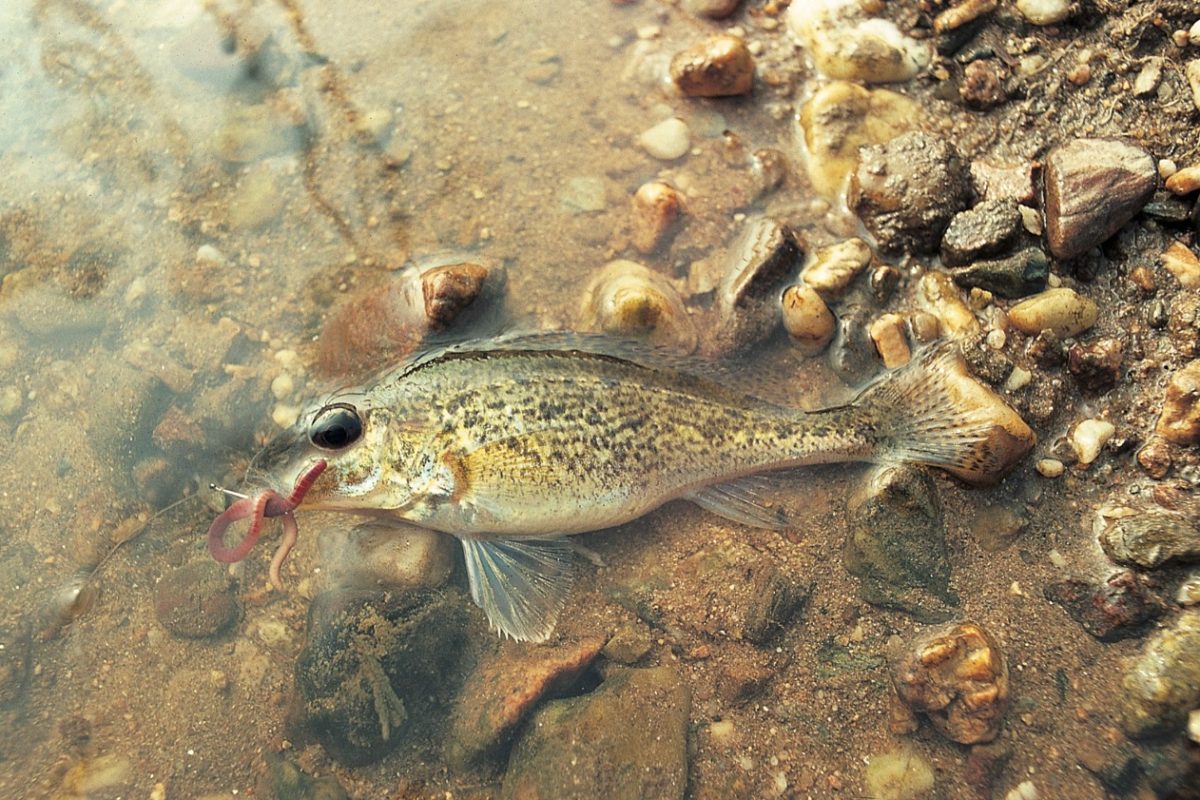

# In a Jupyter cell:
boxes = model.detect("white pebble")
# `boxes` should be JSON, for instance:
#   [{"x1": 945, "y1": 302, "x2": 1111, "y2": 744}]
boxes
[
  {"x1": 1177, "y1": 574, "x2": 1200, "y2": 606},
  {"x1": 1158, "y1": 158, "x2": 1178, "y2": 180},
  {"x1": 986, "y1": 328, "x2": 1007, "y2": 349},
  {"x1": 1036, "y1": 458, "x2": 1064, "y2": 478},
  {"x1": 638, "y1": 118, "x2": 691, "y2": 161},
  {"x1": 1190, "y1": 19, "x2": 1200, "y2": 47},
  {"x1": 273, "y1": 349, "x2": 301, "y2": 370},
  {"x1": 1071, "y1": 418, "x2": 1115, "y2": 465},
  {"x1": 1004, "y1": 366, "x2": 1032, "y2": 392},
  {"x1": 196, "y1": 244, "x2": 226, "y2": 264},
  {"x1": 1016, "y1": 0, "x2": 1070, "y2": 25},
  {"x1": 0, "y1": 386, "x2": 21, "y2": 418},
  {"x1": 124, "y1": 276, "x2": 148, "y2": 306},
  {"x1": 270, "y1": 373, "x2": 294, "y2": 400},
  {"x1": 1048, "y1": 548, "x2": 1068, "y2": 569},
  {"x1": 1190, "y1": 709, "x2": 1200, "y2": 745},
  {"x1": 1006, "y1": 780, "x2": 1038, "y2": 800},
  {"x1": 272, "y1": 403, "x2": 300, "y2": 429}
]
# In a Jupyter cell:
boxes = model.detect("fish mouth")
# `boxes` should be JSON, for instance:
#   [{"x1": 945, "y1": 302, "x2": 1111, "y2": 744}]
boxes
[{"x1": 206, "y1": 459, "x2": 328, "y2": 589}]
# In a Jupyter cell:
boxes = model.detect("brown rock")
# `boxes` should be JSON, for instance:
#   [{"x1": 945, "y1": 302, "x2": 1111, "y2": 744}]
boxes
[
  {"x1": 1066, "y1": 338, "x2": 1122, "y2": 392},
  {"x1": 682, "y1": 0, "x2": 740, "y2": 19},
  {"x1": 959, "y1": 59, "x2": 1007, "y2": 109},
  {"x1": 781, "y1": 284, "x2": 834, "y2": 354},
  {"x1": 848, "y1": 131, "x2": 973, "y2": 254},
  {"x1": 447, "y1": 637, "x2": 605, "y2": 769},
  {"x1": 1157, "y1": 360, "x2": 1200, "y2": 444},
  {"x1": 970, "y1": 160, "x2": 1036, "y2": 205},
  {"x1": 1043, "y1": 570, "x2": 1166, "y2": 641},
  {"x1": 670, "y1": 35, "x2": 754, "y2": 98},
  {"x1": 422, "y1": 263, "x2": 488, "y2": 331},
  {"x1": 1137, "y1": 437, "x2": 1171, "y2": 478},
  {"x1": 1043, "y1": 138, "x2": 1157, "y2": 259},
  {"x1": 154, "y1": 560, "x2": 238, "y2": 639},
  {"x1": 892, "y1": 620, "x2": 1009, "y2": 744},
  {"x1": 630, "y1": 181, "x2": 684, "y2": 254}
]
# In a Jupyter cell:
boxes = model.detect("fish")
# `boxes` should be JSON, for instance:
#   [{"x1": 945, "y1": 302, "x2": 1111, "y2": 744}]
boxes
[{"x1": 209, "y1": 333, "x2": 1029, "y2": 642}]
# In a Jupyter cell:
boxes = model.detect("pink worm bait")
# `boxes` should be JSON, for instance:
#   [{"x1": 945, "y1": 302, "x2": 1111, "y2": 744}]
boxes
[{"x1": 207, "y1": 460, "x2": 328, "y2": 590}]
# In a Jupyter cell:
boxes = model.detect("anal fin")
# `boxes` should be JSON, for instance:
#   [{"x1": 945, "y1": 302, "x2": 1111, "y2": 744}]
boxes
[
  {"x1": 460, "y1": 536, "x2": 574, "y2": 642},
  {"x1": 685, "y1": 476, "x2": 791, "y2": 530}
]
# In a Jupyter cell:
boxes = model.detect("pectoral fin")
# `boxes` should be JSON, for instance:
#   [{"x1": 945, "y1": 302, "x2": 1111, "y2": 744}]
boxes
[
  {"x1": 460, "y1": 536, "x2": 574, "y2": 642},
  {"x1": 686, "y1": 476, "x2": 791, "y2": 530}
]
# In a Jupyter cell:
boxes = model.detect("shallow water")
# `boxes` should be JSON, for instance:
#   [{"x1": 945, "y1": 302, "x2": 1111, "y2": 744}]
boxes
[{"x1": 1, "y1": 1, "x2": 1196, "y2": 798}]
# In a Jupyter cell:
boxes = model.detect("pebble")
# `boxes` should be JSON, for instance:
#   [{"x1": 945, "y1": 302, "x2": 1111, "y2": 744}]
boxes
[
  {"x1": 708, "y1": 216, "x2": 803, "y2": 356},
  {"x1": 638, "y1": 118, "x2": 690, "y2": 161},
  {"x1": 801, "y1": 238, "x2": 872, "y2": 299},
  {"x1": 1165, "y1": 165, "x2": 1200, "y2": 195},
  {"x1": 670, "y1": 35, "x2": 755, "y2": 97},
  {"x1": 849, "y1": 131, "x2": 973, "y2": 254},
  {"x1": 271, "y1": 403, "x2": 300, "y2": 429},
  {"x1": 602, "y1": 624, "x2": 653, "y2": 664},
  {"x1": 320, "y1": 523, "x2": 456, "y2": 592},
  {"x1": 1133, "y1": 58, "x2": 1164, "y2": 96},
  {"x1": 869, "y1": 313, "x2": 910, "y2": 368},
  {"x1": 682, "y1": 0, "x2": 741, "y2": 19},
  {"x1": 1118, "y1": 609, "x2": 1200, "y2": 738},
  {"x1": 1003, "y1": 365, "x2": 1031, "y2": 391},
  {"x1": 891, "y1": 621, "x2": 1009, "y2": 744},
  {"x1": 1006, "y1": 288, "x2": 1098, "y2": 338},
  {"x1": 1137, "y1": 437, "x2": 1171, "y2": 478},
  {"x1": 1188, "y1": 60, "x2": 1200, "y2": 112},
  {"x1": 933, "y1": 0, "x2": 997, "y2": 33},
  {"x1": 787, "y1": 0, "x2": 931, "y2": 84},
  {"x1": 950, "y1": 248, "x2": 1049, "y2": 299},
  {"x1": 1005, "y1": 781, "x2": 1038, "y2": 800},
  {"x1": 1163, "y1": 241, "x2": 1200, "y2": 289},
  {"x1": 918, "y1": 271, "x2": 980, "y2": 338},
  {"x1": 1018, "y1": 205, "x2": 1042, "y2": 235},
  {"x1": 1043, "y1": 570, "x2": 1166, "y2": 641},
  {"x1": 960, "y1": 59, "x2": 1008, "y2": 110},
  {"x1": 1015, "y1": 0, "x2": 1071, "y2": 25},
  {"x1": 1042, "y1": 138, "x2": 1157, "y2": 260},
  {"x1": 781, "y1": 284, "x2": 835, "y2": 354},
  {"x1": 1096, "y1": 505, "x2": 1200, "y2": 569},
  {"x1": 845, "y1": 465, "x2": 955, "y2": 621},
  {"x1": 154, "y1": 560, "x2": 239, "y2": 639},
  {"x1": 560, "y1": 176, "x2": 607, "y2": 213},
  {"x1": 1066, "y1": 338, "x2": 1122, "y2": 392},
  {"x1": 580, "y1": 260, "x2": 698, "y2": 352},
  {"x1": 970, "y1": 160, "x2": 1036, "y2": 205},
  {"x1": 1070, "y1": 418, "x2": 1114, "y2": 465},
  {"x1": 263, "y1": 751, "x2": 349, "y2": 800},
  {"x1": 1156, "y1": 360, "x2": 1200, "y2": 444},
  {"x1": 1191, "y1": 709, "x2": 1200, "y2": 745},
  {"x1": 797, "y1": 81, "x2": 918, "y2": 197},
  {"x1": 500, "y1": 667, "x2": 690, "y2": 800},
  {"x1": 0, "y1": 385, "x2": 21, "y2": 418},
  {"x1": 228, "y1": 163, "x2": 284, "y2": 229},
  {"x1": 630, "y1": 181, "x2": 684, "y2": 254},
  {"x1": 269, "y1": 373, "x2": 293, "y2": 400},
  {"x1": 1180, "y1": 575, "x2": 1200, "y2": 606},
  {"x1": 1036, "y1": 458, "x2": 1064, "y2": 477},
  {"x1": 940, "y1": 199, "x2": 1023, "y2": 266},
  {"x1": 447, "y1": 637, "x2": 606, "y2": 769},
  {"x1": 864, "y1": 747, "x2": 935, "y2": 800}
]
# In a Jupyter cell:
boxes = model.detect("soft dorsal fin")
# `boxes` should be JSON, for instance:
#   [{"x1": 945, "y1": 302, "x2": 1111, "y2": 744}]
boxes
[{"x1": 459, "y1": 536, "x2": 575, "y2": 642}]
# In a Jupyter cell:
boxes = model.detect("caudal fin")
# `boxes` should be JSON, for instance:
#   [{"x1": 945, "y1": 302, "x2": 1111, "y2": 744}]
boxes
[{"x1": 851, "y1": 343, "x2": 1035, "y2": 482}]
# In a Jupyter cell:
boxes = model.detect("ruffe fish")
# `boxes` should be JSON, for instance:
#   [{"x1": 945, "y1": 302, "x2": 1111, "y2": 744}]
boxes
[{"x1": 209, "y1": 334, "x2": 1032, "y2": 641}]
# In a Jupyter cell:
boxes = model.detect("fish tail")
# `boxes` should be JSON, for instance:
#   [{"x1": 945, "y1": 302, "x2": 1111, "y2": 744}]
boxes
[{"x1": 850, "y1": 342, "x2": 1028, "y2": 480}]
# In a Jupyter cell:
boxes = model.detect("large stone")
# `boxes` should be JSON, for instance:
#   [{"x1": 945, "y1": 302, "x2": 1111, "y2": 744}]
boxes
[
  {"x1": 446, "y1": 637, "x2": 606, "y2": 769},
  {"x1": 844, "y1": 465, "x2": 956, "y2": 621},
  {"x1": 1096, "y1": 505, "x2": 1200, "y2": 569},
  {"x1": 940, "y1": 199, "x2": 1023, "y2": 266},
  {"x1": 1043, "y1": 571, "x2": 1166, "y2": 641},
  {"x1": 580, "y1": 260, "x2": 698, "y2": 353},
  {"x1": 319, "y1": 523, "x2": 456, "y2": 593},
  {"x1": 892, "y1": 620, "x2": 1009, "y2": 744},
  {"x1": 849, "y1": 131, "x2": 973, "y2": 254},
  {"x1": 293, "y1": 589, "x2": 469, "y2": 765},
  {"x1": 499, "y1": 666, "x2": 690, "y2": 800},
  {"x1": 1043, "y1": 138, "x2": 1157, "y2": 259},
  {"x1": 949, "y1": 247, "x2": 1049, "y2": 298},
  {"x1": 797, "y1": 81, "x2": 918, "y2": 198},
  {"x1": 1156, "y1": 360, "x2": 1200, "y2": 444},
  {"x1": 669, "y1": 35, "x2": 755, "y2": 97},
  {"x1": 1119, "y1": 610, "x2": 1200, "y2": 738}
]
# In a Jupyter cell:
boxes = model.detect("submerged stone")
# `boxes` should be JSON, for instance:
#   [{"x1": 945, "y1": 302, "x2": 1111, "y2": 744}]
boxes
[
  {"x1": 1096, "y1": 506, "x2": 1200, "y2": 569},
  {"x1": 1119, "y1": 610, "x2": 1200, "y2": 738},
  {"x1": 293, "y1": 589, "x2": 469, "y2": 765},
  {"x1": 844, "y1": 465, "x2": 956, "y2": 621},
  {"x1": 500, "y1": 666, "x2": 690, "y2": 800},
  {"x1": 1043, "y1": 570, "x2": 1167, "y2": 641},
  {"x1": 949, "y1": 247, "x2": 1049, "y2": 299},
  {"x1": 580, "y1": 260, "x2": 698, "y2": 353}
]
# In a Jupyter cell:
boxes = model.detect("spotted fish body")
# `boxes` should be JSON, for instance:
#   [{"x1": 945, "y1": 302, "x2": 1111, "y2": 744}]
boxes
[{"x1": 247, "y1": 334, "x2": 1021, "y2": 641}]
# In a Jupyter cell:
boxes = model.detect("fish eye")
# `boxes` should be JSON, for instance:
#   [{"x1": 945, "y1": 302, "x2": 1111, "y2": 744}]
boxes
[{"x1": 308, "y1": 403, "x2": 363, "y2": 451}]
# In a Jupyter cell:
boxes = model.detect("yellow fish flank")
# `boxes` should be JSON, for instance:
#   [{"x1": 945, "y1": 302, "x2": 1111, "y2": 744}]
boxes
[{"x1": 246, "y1": 334, "x2": 1029, "y2": 641}]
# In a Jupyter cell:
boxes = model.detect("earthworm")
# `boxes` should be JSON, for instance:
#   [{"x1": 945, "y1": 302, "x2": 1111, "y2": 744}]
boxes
[{"x1": 207, "y1": 460, "x2": 328, "y2": 589}]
